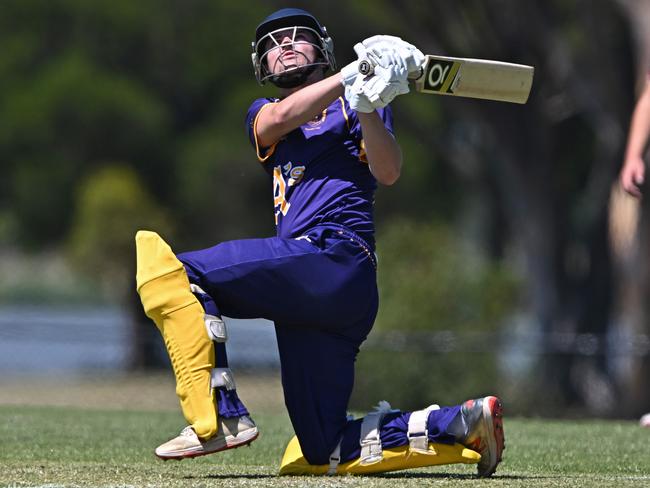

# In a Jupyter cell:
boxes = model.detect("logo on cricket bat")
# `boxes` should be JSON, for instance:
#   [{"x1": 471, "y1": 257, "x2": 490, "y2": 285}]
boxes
[{"x1": 422, "y1": 59, "x2": 461, "y2": 94}]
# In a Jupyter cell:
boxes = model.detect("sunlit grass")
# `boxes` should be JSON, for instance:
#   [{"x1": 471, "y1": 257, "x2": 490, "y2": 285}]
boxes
[{"x1": 1, "y1": 406, "x2": 648, "y2": 487}]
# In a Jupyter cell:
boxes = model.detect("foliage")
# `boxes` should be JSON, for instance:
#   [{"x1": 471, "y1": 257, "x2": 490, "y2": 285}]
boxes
[
  {"x1": 0, "y1": 0, "x2": 270, "y2": 248},
  {"x1": 375, "y1": 219, "x2": 517, "y2": 333},
  {"x1": 352, "y1": 219, "x2": 518, "y2": 409},
  {"x1": 0, "y1": 0, "x2": 647, "y2": 413},
  {"x1": 67, "y1": 165, "x2": 172, "y2": 300}
]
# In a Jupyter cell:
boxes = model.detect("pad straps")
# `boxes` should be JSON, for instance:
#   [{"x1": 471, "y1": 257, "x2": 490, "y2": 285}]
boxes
[
  {"x1": 204, "y1": 314, "x2": 227, "y2": 342},
  {"x1": 359, "y1": 401, "x2": 395, "y2": 465},
  {"x1": 189, "y1": 284, "x2": 228, "y2": 343},
  {"x1": 327, "y1": 439, "x2": 342, "y2": 475},
  {"x1": 407, "y1": 404, "x2": 440, "y2": 454},
  {"x1": 210, "y1": 368, "x2": 236, "y2": 390},
  {"x1": 190, "y1": 284, "x2": 235, "y2": 394}
]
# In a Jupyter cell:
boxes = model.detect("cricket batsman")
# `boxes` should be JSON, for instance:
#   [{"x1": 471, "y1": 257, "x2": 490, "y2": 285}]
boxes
[{"x1": 135, "y1": 7, "x2": 505, "y2": 476}]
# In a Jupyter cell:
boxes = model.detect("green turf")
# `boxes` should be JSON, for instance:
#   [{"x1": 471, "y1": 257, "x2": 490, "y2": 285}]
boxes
[{"x1": 1, "y1": 405, "x2": 648, "y2": 487}]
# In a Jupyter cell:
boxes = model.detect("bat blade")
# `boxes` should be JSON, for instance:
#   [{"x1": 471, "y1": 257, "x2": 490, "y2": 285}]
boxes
[{"x1": 413, "y1": 55, "x2": 534, "y2": 104}]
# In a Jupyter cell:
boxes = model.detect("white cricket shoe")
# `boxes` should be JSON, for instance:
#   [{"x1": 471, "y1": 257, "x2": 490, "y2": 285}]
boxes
[{"x1": 155, "y1": 415, "x2": 259, "y2": 460}]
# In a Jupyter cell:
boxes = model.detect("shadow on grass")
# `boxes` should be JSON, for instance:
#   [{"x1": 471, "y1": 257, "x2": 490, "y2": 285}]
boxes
[
  {"x1": 187, "y1": 473, "x2": 550, "y2": 481},
  {"x1": 372, "y1": 472, "x2": 552, "y2": 480},
  {"x1": 185, "y1": 474, "x2": 276, "y2": 480}
]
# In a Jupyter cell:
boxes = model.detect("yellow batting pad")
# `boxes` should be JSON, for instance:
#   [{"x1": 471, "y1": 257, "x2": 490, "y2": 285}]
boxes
[
  {"x1": 136, "y1": 230, "x2": 218, "y2": 440},
  {"x1": 279, "y1": 435, "x2": 480, "y2": 476}
]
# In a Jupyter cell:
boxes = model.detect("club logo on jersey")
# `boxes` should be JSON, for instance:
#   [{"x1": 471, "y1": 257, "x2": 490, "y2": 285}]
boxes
[
  {"x1": 272, "y1": 162, "x2": 305, "y2": 224},
  {"x1": 305, "y1": 108, "x2": 328, "y2": 130},
  {"x1": 422, "y1": 59, "x2": 461, "y2": 94}
]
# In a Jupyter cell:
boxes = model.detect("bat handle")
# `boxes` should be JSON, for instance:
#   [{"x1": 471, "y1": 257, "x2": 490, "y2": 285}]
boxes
[
  {"x1": 357, "y1": 58, "x2": 424, "y2": 81},
  {"x1": 358, "y1": 59, "x2": 374, "y2": 76}
]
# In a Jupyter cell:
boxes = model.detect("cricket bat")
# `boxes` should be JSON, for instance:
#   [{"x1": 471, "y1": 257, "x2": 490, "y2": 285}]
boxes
[{"x1": 358, "y1": 55, "x2": 534, "y2": 104}]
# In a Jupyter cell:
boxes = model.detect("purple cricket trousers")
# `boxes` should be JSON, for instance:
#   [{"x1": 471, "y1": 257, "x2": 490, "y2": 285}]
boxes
[{"x1": 178, "y1": 224, "x2": 460, "y2": 464}]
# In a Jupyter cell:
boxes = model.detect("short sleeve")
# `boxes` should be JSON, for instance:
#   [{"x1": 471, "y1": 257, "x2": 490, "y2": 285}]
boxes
[
  {"x1": 348, "y1": 104, "x2": 395, "y2": 139},
  {"x1": 245, "y1": 97, "x2": 278, "y2": 162},
  {"x1": 377, "y1": 105, "x2": 394, "y2": 135}
]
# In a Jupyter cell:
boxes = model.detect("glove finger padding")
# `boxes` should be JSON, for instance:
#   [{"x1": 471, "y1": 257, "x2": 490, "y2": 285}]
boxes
[
  {"x1": 364, "y1": 44, "x2": 423, "y2": 76},
  {"x1": 361, "y1": 34, "x2": 406, "y2": 48},
  {"x1": 361, "y1": 35, "x2": 425, "y2": 76},
  {"x1": 353, "y1": 42, "x2": 369, "y2": 61},
  {"x1": 345, "y1": 76, "x2": 376, "y2": 113},
  {"x1": 361, "y1": 75, "x2": 409, "y2": 106},
  {"x1": 396, "y1": 79, "x2": 410, "y2": 96},
  {"x1": 373, "y1": 51, "x2": 409, "y2": 84},
  {"x1": 341, "y1": 60, "x2": 361, "y2": 88},
  {"x1": 362, "y1": 76, "x2": 389, "y2": 104}
]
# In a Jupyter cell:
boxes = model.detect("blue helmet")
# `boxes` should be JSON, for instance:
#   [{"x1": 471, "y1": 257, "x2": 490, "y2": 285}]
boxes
[{"x1": 251, "y1": 8, "x2": 336, "y2": 88}]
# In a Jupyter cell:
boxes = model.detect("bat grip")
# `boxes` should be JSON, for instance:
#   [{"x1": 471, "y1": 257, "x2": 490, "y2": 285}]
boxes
[
  {"x1": 358, "y1": 59, "x2": 374, "y2": 76},
  {"x1": 357, "y1": 59, "x2": 424, "y2": 80}
]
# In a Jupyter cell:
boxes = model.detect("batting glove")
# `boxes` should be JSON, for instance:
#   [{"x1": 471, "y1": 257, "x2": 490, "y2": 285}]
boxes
[
  {"x1": 340, "y1": 60, "x2": 360, "y2": 88},
  {"x1": 344, "y1": 76, "x2": 376, "y2": 113},
  {"x1": 360, "y1": 35, "x2": 425, "y2": 76},
  {"x1": 361, "y1": 73, "x2": 409, "y2": 106},
  {"x1": 355, "y1": 48, "x2": 409, "y2": 106}
]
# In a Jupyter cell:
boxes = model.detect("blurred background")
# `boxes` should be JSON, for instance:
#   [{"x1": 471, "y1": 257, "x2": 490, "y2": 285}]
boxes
[{"x1": 1, "y1": 0, "x2": 649, "y2": 419}]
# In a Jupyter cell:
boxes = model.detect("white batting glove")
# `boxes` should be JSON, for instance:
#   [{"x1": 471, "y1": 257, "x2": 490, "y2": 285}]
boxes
[
  {"x1": 345, "y1": 72, "x2": 408, "y2": 112},
  {"x1": 342, "y1": 62, "x2": 405, "y2": 113},
  {"x1": 340, "y1": 61, "x2": 360, "y2": 88},
  {"x1": 352, "y1": 49, "x2": 409, "y2": 105},
  {"x1": 360, "y1": 35, "x2": 425, "y2": 76},
  {"x1": 342, "y1": 37, "x2": 415, "y2": 112},
  {"x1": 343, "y1": 35, "x2": 423, "y2": 87},
  {"x1": 344, "y1": 76, "x2": 376, "y2": 113},
  {"x1": 361, "y1": 74, "x2": 410, "y2": 106},
  {"x1": 370, "y1": 49, "x2": 409, "y2": 86}
]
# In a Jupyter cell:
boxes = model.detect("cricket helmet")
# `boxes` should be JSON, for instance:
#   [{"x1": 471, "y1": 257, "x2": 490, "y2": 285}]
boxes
[{"x1": 251, "y1": 8, "x2": 336, "y2": 88}]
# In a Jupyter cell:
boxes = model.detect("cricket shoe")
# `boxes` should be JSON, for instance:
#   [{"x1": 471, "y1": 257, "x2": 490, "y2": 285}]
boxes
[
  {"x1": 155, "y1": 415, "x2": 258, "y2": 460},
  {"x1": 453, "y1": 396, "x2": 505, "y2": 477}
]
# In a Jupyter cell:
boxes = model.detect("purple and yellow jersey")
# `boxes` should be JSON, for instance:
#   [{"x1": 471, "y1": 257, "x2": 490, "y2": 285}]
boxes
[{"x1": 246, "y1": 97, "x2": 393, "y2": 250}]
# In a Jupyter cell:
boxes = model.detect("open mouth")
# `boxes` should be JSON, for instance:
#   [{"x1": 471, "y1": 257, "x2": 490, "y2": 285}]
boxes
[{"x1": 278, "y1": 50, "x2": 303, "y2": 68}]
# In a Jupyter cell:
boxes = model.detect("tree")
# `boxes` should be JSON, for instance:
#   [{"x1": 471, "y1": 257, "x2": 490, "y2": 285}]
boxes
[
  {"x1": 68, "y1": 165, "x2": 173, "y2": 368},
  {"x1": 349, "y1": 0, "x2": 638, "y2": 415}
]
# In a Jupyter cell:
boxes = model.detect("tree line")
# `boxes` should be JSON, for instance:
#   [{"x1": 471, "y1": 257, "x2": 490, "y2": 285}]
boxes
[{"x1": 1, "y1": 0, "x2": 647, "y2": 417}]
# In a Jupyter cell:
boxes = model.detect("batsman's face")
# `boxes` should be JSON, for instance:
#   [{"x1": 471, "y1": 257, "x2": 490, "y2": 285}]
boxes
[{"x1": 263, "y1": 27, "x2": 318, "y2": 75}]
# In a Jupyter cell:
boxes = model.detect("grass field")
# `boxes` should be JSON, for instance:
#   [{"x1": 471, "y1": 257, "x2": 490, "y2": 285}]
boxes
[{"x1": 1, "y1": 376, "x2": 649, "y2": 487}]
